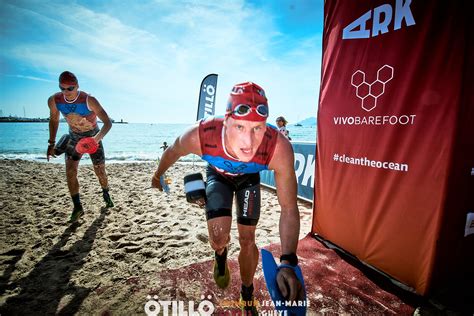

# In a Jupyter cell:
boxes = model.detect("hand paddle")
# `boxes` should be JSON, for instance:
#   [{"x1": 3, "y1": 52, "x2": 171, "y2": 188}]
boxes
[
  {"x1": 75, "y1": 137, "x2": 99, "y2": 154},
  {"x1": 261, "y1": 249, "x2": 307, "y2": 316}
]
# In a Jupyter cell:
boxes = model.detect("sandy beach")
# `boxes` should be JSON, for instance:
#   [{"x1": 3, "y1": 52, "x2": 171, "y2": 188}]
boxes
[{"x1": 0, "y1": 159, "x2": 314, "y2": 315}]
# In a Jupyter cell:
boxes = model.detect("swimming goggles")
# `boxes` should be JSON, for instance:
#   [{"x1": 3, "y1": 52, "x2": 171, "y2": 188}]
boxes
[
  {"x1": 59, "y1": 85, "x2": 76, "y2": 92},
  {"x1": 232, "y1": 104, "x2": 269, "y2": 118}
]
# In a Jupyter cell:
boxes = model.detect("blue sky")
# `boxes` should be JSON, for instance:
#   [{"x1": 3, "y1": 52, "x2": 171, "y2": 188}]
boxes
[{"x1": 0, "y1": 0, "x2": 323, "y2": 124}]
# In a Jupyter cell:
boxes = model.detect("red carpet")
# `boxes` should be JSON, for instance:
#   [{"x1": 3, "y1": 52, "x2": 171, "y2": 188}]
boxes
[{"x1": 142, "y1": 234, "x2": 417, "y2": 315}]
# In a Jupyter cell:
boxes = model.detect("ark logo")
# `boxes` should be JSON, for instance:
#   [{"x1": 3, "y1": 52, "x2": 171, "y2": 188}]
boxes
[
  {"x1": 342, "y1": 0, "x2": 416, "y2": 40},
  {"x1": 351, "y1": 65, "x2": 394, "y2": 112}
]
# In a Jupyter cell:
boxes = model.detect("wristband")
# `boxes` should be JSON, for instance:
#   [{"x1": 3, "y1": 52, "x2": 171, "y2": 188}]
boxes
[
  {"x1": 277, "y1": 263, "x2": 297, "y2": 271},
  {"x1": 48, "y1": 139, "x2": 55, "y2": 144},
  {"x1": 280, "y1": 253, "x2": 298, "y2": 266}
]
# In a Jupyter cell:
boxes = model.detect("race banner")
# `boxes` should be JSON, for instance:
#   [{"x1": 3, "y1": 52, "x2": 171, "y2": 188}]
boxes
[
  {"x1": 313, "y1": 0, "x2": 473, "y2": 295},
  {"x1": 261, "y1": 142, "x2": 316, "y2": 202},
  {"x1": 196, "y1": 74, "x2": 218, "y2": 121}
]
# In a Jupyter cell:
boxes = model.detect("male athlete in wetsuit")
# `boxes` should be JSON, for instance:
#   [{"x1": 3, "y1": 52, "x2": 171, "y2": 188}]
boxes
[
  {"x1": 47, "y1": 71, "x2": 114, "y2": 222},
  {"x1": 151, "y1": 82, "x2": 303, "y2": 314}
]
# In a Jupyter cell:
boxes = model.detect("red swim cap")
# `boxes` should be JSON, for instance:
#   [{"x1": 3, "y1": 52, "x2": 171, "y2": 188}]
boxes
[
  {"x1": 226, "y1": 82, "x2": 269, "y2": 122},
  {"x1": 59, "y1": 71, "x2": 78, "y2": 85}
]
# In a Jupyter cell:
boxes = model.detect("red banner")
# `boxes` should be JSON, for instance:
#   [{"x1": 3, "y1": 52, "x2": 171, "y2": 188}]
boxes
[{"x1": 313, "y1": 0, "x2": 473, "y2": 295}]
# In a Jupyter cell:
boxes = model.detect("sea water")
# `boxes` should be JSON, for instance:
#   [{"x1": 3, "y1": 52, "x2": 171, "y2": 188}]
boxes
[{"x1": 0, "y1": 122, "x2": 316, "y2": 164}]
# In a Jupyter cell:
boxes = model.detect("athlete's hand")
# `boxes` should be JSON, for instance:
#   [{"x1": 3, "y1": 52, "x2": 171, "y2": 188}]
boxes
[
  {"x1": 276, "y1": 267, "x2": 305, "y2": 302},
  {"x1": 46, "y1": 145, "x2": 56, "y2": 161},
  {"x1": 151, "y1": 173, "x2": 163, "y2": 191}
]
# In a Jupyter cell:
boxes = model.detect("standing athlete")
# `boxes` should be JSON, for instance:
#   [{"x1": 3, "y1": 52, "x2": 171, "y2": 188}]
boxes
[
  {"x1": 47, "y1": 71, "x2": 114, "y2": 222},
  {"x1": 151, "y1": 82, "x2": 303, "y2": 314}
]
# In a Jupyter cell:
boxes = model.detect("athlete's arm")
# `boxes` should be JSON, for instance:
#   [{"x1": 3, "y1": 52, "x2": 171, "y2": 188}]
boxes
[
  {"x1": 47, "y1": 96, "x2": 60, "y2": 161},
  {"x1": 269, "y1": 134, "x2": 299, "y2": 259},
  {"x1": 268, "y1": 133, "x2": 303, "y2": 301},
  {"x1": 87, "y1": 96, "x2": 112, "y2": 142},
  {"x1": 152, "y1": 124, "x2": 202, "y2": 189}
]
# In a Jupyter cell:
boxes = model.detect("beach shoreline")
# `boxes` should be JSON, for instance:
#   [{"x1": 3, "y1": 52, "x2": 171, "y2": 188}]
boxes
[{"x1": 0, "y1": 159, "x2": 313, "y2": 314}]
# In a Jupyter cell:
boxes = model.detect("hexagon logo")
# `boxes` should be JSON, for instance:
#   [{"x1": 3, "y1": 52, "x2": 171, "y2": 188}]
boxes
[{"x1": 351, "y1": 64, "x2": 394, "y2": 112}]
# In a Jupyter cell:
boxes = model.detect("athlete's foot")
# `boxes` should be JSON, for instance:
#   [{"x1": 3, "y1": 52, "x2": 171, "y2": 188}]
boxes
[
  {"x1": 240, "y1": 284, "x2": 258, "y2": 316},
  {"x1": 239, "y1": 294, "x2": 258, "y2": 316},
  {"x1": 69, "y1": 205, "x2": 84, "y2": 222},
  {"x1": 213, "y1": 247, "x2": 230, "y2": 289},
  {"x1": 103, "y1": 191, "x2": 114, "y2": 208}
]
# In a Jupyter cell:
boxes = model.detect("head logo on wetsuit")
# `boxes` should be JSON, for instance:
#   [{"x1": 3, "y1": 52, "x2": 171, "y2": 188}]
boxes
[{"x1": 242, "y1": 189, "x2": 256, "y2": 217}]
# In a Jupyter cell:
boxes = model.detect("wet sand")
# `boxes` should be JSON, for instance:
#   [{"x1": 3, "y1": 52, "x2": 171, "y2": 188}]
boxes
[{"x1": 0, "y1": 159, "x2": 313, "y2": 314}]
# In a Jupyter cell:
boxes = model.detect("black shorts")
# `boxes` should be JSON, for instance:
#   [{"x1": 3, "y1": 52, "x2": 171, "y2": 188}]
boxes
[
  {"x1": 67, "y1": 128, "x2": 105, "y2": 165},
  {"x1": 205, "y1": 165, "x2": 261, "y2": 226}
]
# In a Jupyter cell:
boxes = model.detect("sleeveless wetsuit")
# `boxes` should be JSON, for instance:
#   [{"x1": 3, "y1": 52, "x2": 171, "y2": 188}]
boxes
[
  {"x1": 54, "y1": 91, "x2": 105, "y2": 164},
  {"x1": 199, "y1": 117, "x2": 278, "y2": 176},
  {"x1": 198, "y1": 117, "x2": 279, "y2": 225},
  {"x1": 54, "y1": 91, "x2": 97, "y2": 130}
]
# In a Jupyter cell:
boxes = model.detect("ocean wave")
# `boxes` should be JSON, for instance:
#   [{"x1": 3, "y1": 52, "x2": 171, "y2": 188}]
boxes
[{"x1": 0, "y1": 153, "x2": 206, "y2": 164}]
